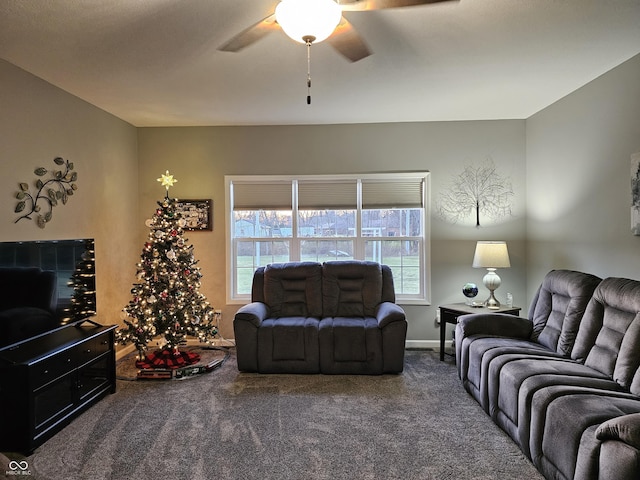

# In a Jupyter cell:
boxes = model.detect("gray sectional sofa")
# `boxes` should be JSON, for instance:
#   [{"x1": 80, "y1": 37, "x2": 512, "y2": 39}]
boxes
[
  {"x1": 233, "y1": 260, "x2": 407, "y2": 374},
  {"x1": 456, "y1": 269, "x2": 640, "y2": 480}
]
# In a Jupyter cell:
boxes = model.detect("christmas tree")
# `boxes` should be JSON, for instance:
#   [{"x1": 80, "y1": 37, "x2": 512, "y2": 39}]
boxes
[
  {"x1": 66, "y1": 238, "x2": 97, "y2": 322},
  {"x1": 116, "y1": 171, "x2": 217, "y2": 364}
]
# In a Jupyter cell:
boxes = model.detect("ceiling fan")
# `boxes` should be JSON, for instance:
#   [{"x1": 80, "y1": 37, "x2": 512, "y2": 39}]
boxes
[{"x1": 218, "y1": 0, "x2": 459, "y2": 63}]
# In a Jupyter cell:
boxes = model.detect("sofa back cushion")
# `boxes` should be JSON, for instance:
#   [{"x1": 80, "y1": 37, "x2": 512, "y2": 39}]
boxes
[
  {"x1": 322, "y1": 261, "x2": 383, "y2": 318},
  {"x1": 571, "y1": 277, "x2": 640, "y2": 393},
  {"x1": 381, "y1": 265, "x2": 396, "y2": 304},
  {"x1": 263, "y1": 262, "x2": 323, "y2": 318},
  {"x1": 251, "y1": 266, "x2": 266, "y2": 303},
  {"x1": 528, "y1": 270, "x2": 601, "y2": 355}
]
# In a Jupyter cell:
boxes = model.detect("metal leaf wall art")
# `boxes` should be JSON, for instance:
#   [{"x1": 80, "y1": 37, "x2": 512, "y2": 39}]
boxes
[{"x1": 14, "y1": 156, "x2": 78, "y2": 228}]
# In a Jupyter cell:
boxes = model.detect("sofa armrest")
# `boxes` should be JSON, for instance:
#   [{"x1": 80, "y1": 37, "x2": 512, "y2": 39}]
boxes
[
  {"x1": 596, "y1": 413, "x2": 640, "y2": 450},
  {"x1": 234, "y1": 302, "x2": 269, "y2": 327},
  {"x1": 456, "y1": 313, "x2": 533, "y2": 339},
  {"x1": 375, "y1": 302, "x2": 406, "y2": 328}
]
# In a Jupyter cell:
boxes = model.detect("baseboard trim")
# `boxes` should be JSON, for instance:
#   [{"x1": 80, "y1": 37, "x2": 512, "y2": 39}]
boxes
[
  {"x1": 115, "y1": 343, "x2": 136, "y2": 361},
  {"x1": 405, "y1": 340, "x2": 440, "y2": 350}
]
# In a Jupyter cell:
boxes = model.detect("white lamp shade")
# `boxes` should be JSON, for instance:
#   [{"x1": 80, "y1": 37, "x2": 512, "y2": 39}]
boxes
[
  {"x1": 275, "y1": 0, "x2": 342, "y2": 44},
  {"x1": 472, "y1": 241, "x2": 511, "y2": 268}
]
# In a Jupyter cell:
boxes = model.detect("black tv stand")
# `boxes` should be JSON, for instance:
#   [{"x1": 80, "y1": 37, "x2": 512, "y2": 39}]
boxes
[{"x1": 0, "y1": 319, "x2": 116, "y2": 454}]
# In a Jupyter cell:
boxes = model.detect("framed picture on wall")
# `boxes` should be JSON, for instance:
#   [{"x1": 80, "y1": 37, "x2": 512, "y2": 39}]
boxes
[
  {"x1": 175, "y1": 199, "x2": 212, "y2": 231},
  {"x1": 632, "y1": 153, "x2": 640, "y2": 236}
]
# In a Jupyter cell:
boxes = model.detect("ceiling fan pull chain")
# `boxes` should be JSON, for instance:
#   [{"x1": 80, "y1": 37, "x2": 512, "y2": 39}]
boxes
[{"x1": 306, "y1": 37, "x2": 313, "y2": 105}]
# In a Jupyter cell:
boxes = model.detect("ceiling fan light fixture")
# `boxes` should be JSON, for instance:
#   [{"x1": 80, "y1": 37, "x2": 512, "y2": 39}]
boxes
[{"x1": 275, "y1": 0, "x2": 342, "y2": 44}]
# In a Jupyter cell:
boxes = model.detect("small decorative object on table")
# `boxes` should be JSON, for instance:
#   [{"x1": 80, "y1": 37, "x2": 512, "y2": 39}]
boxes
[{"x1": 462, "y1": 282, "x2": 480, "y2": 306}]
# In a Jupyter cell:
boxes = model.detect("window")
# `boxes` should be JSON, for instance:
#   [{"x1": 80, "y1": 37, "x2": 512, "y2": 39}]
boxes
[{"x1": 225, "y1": 173, "x2": 430, "y2": 304}]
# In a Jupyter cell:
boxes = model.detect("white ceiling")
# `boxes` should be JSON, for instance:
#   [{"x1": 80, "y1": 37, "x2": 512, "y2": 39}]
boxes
[{"x1": 1, "y1": 0, "x2": 639, "y2": 127}]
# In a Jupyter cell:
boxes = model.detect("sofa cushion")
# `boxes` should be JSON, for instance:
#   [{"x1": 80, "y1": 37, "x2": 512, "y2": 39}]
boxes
[
  {"x1": 528, "y1": 269, "x2": 601, "y2": 355},
  {"x1": 322, "y1": 261, "x2": 382, "y2": 318},
  {"x1": 256, "y1": 316, "x2": 320, "y2": 373},
  {"x1": 489, "y1": 354, "x2": 620, "y2": 457},
  {"x1": 529, "y1": 387, "x2": 640, "y2": 480},
  {"x1": 572, "y1": 278, "x2": 640, "y2": 392},
  {"x1": 318, "y1": 316, "x2": 383, "y2": 374},
  {"x1": 464, "y1": 339, "x2": 559, "y2": 412},
  {"x1": 263, "y1": 262, "x2": 323, "y2": 318}
]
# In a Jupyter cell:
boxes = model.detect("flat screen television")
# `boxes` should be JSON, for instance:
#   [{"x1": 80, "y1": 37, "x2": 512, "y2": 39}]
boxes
[{"x1": 0, "y1": 238, "x2": 96, "y2": 326}]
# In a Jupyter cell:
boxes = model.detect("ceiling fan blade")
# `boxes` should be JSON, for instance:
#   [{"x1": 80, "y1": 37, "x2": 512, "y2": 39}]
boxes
[
  {"x1": 218, "y1": 14, "x2": 280, "y2": 52},
  {"x1": 327, "y1": 17, "x2": 372, "y2": 62},
  {"x1": 340, "y1": 0, "x2": 458, "y2": 12}
]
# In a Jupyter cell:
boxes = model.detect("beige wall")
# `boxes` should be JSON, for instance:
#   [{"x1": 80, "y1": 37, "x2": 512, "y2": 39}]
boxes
[
  {"x1": 138, "y1": 121, "x2": 527, "y2": 344},
  {"x1": 10, "y1": 51, "x2": 638, "y2": 346},
  {"x1": 0, "y1": 59, "x2": 139, "y2": 329},
  {"x1": 526, "y1": 53, "x2": 640, "y2": 299}
]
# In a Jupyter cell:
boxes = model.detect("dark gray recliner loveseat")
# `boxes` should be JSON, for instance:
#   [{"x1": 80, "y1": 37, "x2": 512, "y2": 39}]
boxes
[
  {"x1": 456, "y1": 270, "x2": 640, "y2": 480},
  {"x1": 233, "y1": 261, "x2": 407, "y2": 374}
]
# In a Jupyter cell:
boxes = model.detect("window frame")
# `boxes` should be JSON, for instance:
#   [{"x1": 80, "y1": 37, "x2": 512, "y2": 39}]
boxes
[{"x1": 225, "y1": 173, "x2": 431, "y2": 305}]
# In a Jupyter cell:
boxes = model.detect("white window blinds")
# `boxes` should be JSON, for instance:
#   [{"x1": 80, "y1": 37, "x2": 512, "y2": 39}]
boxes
[
  {"x1": 298, "y1": 180, "x2": 357, "y2": 209},
  {"x1": 232, "y1": 182, "x2": 292, "y2": 210},
  {"x1": 361, "y1": 177, "x2": 424, "y2": 209}
]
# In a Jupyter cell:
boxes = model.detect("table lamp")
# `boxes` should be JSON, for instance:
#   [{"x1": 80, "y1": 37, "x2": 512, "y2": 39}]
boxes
[{"x1": 472, "y1": 241, "x2": 511, "y2": 309}]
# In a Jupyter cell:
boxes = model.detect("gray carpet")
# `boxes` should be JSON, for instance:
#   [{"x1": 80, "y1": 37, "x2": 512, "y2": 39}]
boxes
[{"x1": 18, "y1": 350, "x2": 544, "y2": 480}]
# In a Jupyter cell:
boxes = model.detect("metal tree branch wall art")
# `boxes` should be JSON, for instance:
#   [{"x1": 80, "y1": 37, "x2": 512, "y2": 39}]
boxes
[
  {"x1": 14, "y1": 156, "x2": 78, "y2": 228},
  {"x1": 437, "y1": 159, "x2": 514, "y2": 227}
]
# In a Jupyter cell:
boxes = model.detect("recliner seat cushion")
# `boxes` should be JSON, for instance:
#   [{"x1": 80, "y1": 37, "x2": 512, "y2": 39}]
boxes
[
  {"x1": 319, "y1": 316, "x2": 383, "y2": 374},
  {"x1": 257, "y1": 316, "x2": 320, "y2": 373},
  {"x1": 528, "y1": 386, "x2": 640, "y2": 480},
  {"x1": 464, "y1": 339, "x2": 562, "y2": 412},
  {"x1": 489, "y1": 354, "x2": 620, "y2": 458}
]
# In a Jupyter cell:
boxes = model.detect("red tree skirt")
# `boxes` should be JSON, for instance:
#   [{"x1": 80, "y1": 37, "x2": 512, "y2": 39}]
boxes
[{"x1": 135, "y1": 348, "x2": 201, "y2": 369}]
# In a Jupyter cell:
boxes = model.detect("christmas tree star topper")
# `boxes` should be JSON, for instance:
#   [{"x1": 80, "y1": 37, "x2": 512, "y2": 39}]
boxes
[{"x1": 157, "y1": 170, "x2": 177, "y2": 191}]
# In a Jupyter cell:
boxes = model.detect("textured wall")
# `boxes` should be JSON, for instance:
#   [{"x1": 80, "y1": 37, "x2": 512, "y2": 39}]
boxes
[
  {"x1": 138, "y1": 120, "x2": 527, "y2": 344},
  {"x1": 526, "y1": 53, "x2": 640, "y2": 300},
  {"x1": 13, "y1": 51, "x2": 639, "y2": 345},
  {"x1": 0, "y1": 59, "x2": 139, "y2": 330}
]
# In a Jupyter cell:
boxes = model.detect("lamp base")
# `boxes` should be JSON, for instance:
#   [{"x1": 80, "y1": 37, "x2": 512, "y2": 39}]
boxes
[
  {"x1": 485, "y1": 291, "x2": 500, "y2": 309},
  {"x1": 482, "y1": 268, "x2": 502, "y2": 310}
]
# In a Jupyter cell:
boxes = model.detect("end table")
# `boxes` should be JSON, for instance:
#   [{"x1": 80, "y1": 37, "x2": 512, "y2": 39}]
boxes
[{"x1": 439, "y1": 303, "x2": 521, "y2": 361}]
